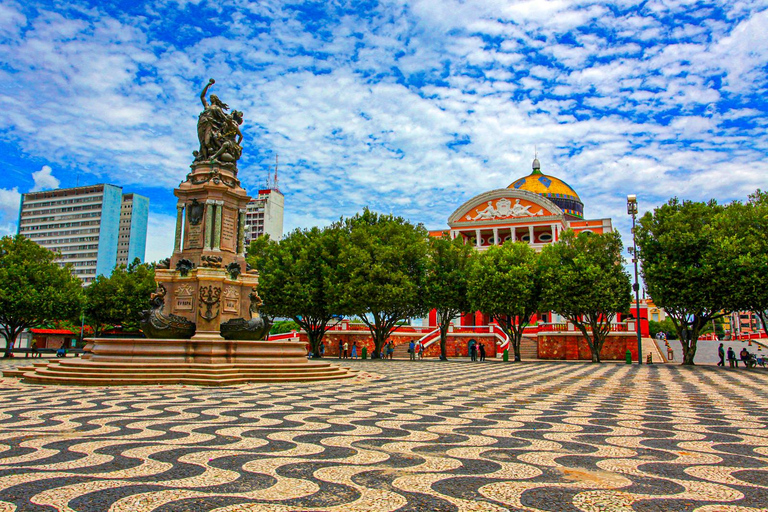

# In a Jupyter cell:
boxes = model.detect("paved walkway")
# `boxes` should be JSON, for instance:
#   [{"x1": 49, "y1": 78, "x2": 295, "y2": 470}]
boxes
[{"x1": 0, "y1": 360, "x2": 767, "y2": 511}]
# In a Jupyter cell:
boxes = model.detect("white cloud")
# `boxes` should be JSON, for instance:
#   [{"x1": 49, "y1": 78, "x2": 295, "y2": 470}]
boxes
[
  {"x1": 0, "y1": 187, "x2": 21, "y2": 217},
  {"x1": 30, "y1": 165, "x2": 60, "y2": 192}
]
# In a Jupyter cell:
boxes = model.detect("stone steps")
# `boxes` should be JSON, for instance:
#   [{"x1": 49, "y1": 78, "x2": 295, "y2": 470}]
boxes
[{"x1": 10, "y1": 360, "x2": 356, "y2": 386}]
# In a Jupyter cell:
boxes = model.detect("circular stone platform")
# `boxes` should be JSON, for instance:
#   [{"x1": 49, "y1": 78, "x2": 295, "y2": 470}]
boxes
[{"x1": 15, "y1": 339, "x2": 356, "y2": 386}]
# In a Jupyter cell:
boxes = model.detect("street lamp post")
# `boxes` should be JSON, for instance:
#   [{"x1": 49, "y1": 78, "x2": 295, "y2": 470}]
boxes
[{"x1": 627, "y1": 194, "x2": 643, "y2": 364}]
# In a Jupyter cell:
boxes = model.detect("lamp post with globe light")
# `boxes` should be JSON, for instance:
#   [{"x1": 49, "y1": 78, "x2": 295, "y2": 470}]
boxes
[{"x1": 627, "y1": 194, "x2": 642, "y2": 364}]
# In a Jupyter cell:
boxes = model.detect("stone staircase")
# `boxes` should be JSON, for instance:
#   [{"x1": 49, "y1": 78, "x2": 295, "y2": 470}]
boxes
[{"x1": 4, "y1": 359, "x2": 356, "y2": 386}]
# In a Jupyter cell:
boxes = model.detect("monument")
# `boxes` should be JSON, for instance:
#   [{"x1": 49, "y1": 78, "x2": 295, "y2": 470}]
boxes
[{"x1": 16, "y1": 80, "x2": 355, "y2": 385}]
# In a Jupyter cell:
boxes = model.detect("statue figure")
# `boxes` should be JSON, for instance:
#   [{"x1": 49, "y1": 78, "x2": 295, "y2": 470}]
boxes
[
  {"x1": 472, "y1": 201, "x2": 498, "y2": 220},
  {"x1": 194, "y1": 79, "x2": 244, "y2": 168},
  {"x1": 220, "y1": 288, "x2": 270, "y2": 340},
  {"x1": 139, "y1": 284, "x2": 196, "y2": 339}
]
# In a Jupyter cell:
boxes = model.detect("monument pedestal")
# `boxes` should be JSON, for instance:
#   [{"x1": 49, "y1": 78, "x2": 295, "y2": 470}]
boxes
[{"x1": 11, "y1": 79, "x2": 355, "y2": 386}]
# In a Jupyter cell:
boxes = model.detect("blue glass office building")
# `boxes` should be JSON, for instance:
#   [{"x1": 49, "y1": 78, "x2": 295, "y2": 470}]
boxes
[{"x1": 18, "y1": 184, "x2": 149, "y2": 284}]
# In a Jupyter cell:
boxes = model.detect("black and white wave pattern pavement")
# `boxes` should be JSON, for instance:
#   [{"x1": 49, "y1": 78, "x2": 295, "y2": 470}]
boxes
[{"x1": 1, "y1": 360, "x2": 767, "y2": 511}]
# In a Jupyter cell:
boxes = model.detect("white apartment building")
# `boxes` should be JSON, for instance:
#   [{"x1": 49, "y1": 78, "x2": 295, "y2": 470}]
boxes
[
  {"x1": 18, "y1": 184, "x2": 149, "y2": 284},
  {"x1": 244, "y1": 188, "x2": 284, "y2": 243}
]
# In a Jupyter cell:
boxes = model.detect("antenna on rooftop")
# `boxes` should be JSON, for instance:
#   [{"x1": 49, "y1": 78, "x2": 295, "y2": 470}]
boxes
[{"x1": 273, "y1": 154, "x2": 279, "y2": 192}]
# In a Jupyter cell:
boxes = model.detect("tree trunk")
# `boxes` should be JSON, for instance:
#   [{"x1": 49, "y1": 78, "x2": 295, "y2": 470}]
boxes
[
  {"x1": 512, "y1": 330, "x2": 522, "y2": 362},
  {"x1": 2, "y1": 327, "x2": 24, "y2": 358},
  {"x1": 307, "y1": 330, "x2": 321, "y2": 359},
  {"x1": 439, "y1": 324, "x2": 449, "y2": 361},
  {"x1": 680, "y1": 333, "x2": 698, "y2": 365},
  {"x1": 371, "y1": 329, "x2": 388, "y2": 359}
]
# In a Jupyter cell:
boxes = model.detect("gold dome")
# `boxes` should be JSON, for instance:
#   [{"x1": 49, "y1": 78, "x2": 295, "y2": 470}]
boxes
[{"x1": 508, "y1": 160, "x2": 583, "y2": 217}]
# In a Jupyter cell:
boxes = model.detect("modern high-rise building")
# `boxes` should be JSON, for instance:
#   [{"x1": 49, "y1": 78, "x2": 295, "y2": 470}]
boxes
[
  {"x1": 244, "y1": 188, "x2": 284, "y2": 243},
  {"x1": 18, "y1": 184, "x2": 149, "y2": 283},
  {"x1": 116, "y1": 193, "x2": 150, "y2": 267}
]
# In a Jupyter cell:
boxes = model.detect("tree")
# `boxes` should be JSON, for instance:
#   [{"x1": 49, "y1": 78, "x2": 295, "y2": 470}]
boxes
[
  {"x1": 468, "y1": 241, "x2": 541, "y2": 362},
  {"x1": 716, "y1": 190, "x2": 768, "y2": 336},
  {"x1": 270, "y1": 320, "x2": 300, "y2": 335},
  {"x1": 247, "y1": 227, "x2": 348, "y2": 358},
  {"x1": 635, "y1": 198, "x2": 737, "y2": 365},
  {"x1": 84, "y1": 258, "x2": 156, "y2": 336},
  {"x1": 340, "y1": 209, "x2": 428, "y2": 359},
  {"x1": 540, "y1": 230, "x2": 632, "y2": 363},
  {"x1": 424, "y1": 235, "x2": 473, "y2": 360},
  {"x1": 648, "y1": 318, "x2": 678, "y2": 340},
  {"x1": 0, "y1": 235, "x2": 83, "y2": 357}
]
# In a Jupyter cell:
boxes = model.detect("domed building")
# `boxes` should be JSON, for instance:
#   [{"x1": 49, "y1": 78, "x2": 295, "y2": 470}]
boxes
[{"x1": 439, "y1": 158, "x2": 612, "y2": 248}]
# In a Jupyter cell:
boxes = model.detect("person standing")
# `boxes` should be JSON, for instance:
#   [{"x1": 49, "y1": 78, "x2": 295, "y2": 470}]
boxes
[
  {"x1": 417, "y1": 341, "x2": 424, "y2": 360},
  {"x1": 386, "y1": 340, "x2": 394, "y2": 360},
  {"x1": 319, "y1": 342, "x2": 325, "y2": 358},
  {"x1": 338, "y1": 340, "x2": 343, "y2": 359},
  {"x1": 469, "y1": 342, "x2": 477, "y2": 362},
  {"x1": 342, "y1": 341, "x2": 349, "y2": 359},
  {"x1": 351, "y1": 342, "x2": 358, "y2": 359},
  {"x1": 717, "y1": 343, "x2": 725, "y2": 367},
  {"x1": 409, "y1": 340, "x2": 416, "y2": 361},
  {"x1": 30, "y1": 339, "x2": 38, "y2": 359},
  {"x1": 479, "y1": 342, "x2": 486, "y2": 362},
  {"x1": 727, "y1": 347, "x2": 737, "y2": 368}
]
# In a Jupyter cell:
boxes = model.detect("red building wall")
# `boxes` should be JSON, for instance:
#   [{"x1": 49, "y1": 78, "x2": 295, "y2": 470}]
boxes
[{"x1": 538, "y1": 333, "x2": 639, "y2": 361}]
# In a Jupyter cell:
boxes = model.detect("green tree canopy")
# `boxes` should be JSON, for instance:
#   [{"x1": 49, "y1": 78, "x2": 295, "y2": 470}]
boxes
[
  {"x1": 84, "y1": 258, "x2": 156, "y2": 336},
  {"x1": 540, "y1": 230, "x2": 632, "y2": 363},
  {"x1": 468, "y1": 241, "x2": 541, "y2": 362},
  {"x1": 636, "y1": 198, "x2": 737, "y2": 365},
  {"x1": 247, "y1": 227, "x2": 348, "y2": 357},
  {"x1": 0, "y1": 235, "x2": 83, "y2": 356},
  {"x1": 716, "y1": 190, "x2": 768, "y2": 335},
  {"x1": 340, "y1": 209, "x2": 428, "y2": 358},
  {"x1": 424, "y1": 235, "x2": 473, "y2": 360}
]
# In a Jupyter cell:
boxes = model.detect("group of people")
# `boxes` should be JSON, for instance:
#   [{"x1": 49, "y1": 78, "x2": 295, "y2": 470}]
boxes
[
  {"x1": 469, "y1": 341, "x2": 486, "y2": 362},
  {"x1": 718, "y1": 343, "x2": 765, "y2": 368},
  {"x1": 337, "y1": 340, "x2": 360, "y2": 359},
  {"x1": 407, "y1": 340, "x2": 425, "y2": 360}
]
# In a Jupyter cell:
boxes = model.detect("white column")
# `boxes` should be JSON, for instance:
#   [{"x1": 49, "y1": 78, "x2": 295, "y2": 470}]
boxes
[
  {"x1": 450, "y1": 230, "x2": 456, "y2": 240},
  {"x1": 475, "y1": 228, "x2": 481, "y2": 248},
  {"x1": 493, "y1": 227, "x2": 499, "y2": 245},
  {"x1": 551, "y1": 223, "x2": 557, "y2": 242},
  {"x1": 528, "y1": 225, "x2": 534, "y2": 244},
  {"x1": 511, "y1": 227, "x2": 516, "y2": 242}
]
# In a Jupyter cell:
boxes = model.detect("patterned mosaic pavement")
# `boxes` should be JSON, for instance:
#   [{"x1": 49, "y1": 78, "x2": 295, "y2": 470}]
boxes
[{"x1": 0, "y1": 360, "x2": 767, "y2": 512}]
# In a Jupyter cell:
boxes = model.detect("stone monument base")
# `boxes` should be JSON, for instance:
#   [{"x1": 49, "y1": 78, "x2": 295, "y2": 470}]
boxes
[{"x1": 12, "y1": 338, "x2": 356, "y2": 386}]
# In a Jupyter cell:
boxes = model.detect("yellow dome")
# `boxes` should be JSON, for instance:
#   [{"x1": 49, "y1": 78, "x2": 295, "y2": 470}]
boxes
[
  {"x1": 508, "y1": 162, "x2": 583, "y2": 217},
  {"x1": 508, "y1": 172, "x2": 580, "y2": 199}
]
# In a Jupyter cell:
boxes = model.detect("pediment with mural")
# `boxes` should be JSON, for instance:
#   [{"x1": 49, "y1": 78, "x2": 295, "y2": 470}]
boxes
[
  {"x1": 447, "y1": 189, "x2": 564, "y2": 226},
  {"x1": 464, "y1": 197, "x2": 552, "y2": 221}
]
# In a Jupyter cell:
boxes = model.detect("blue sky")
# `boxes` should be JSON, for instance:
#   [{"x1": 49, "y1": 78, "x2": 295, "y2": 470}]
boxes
[{"x1": 1, "y1": 0, "x2": 767, "y2": 262}]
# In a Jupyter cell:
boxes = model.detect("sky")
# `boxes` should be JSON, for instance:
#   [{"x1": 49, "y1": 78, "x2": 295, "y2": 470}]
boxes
[{"x1": 1, "y1": 0, "x2": 767, "y2": 263}]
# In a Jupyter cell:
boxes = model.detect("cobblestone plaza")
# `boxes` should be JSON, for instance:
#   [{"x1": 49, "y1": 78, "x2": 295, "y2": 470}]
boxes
[{"x1": 1, "y1": 360, "x2": 767, "y2": 511}]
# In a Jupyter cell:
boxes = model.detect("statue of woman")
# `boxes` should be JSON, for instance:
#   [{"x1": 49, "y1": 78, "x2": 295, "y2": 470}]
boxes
[
  {"x1": 210, "y1": 110, "x2": 243, "y2": 167},
  {"x1": 196, "y1": 79, "x2": 230, "y2": 160}
]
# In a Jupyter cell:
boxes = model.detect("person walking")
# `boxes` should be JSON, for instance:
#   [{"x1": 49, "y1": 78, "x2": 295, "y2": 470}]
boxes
[
  {"x1": 342, "y1": 341, "x2": 349, "y2": 359},
  {"x1": 417, "y1": 341, "x2": 424, "y2": 360},
  {"x1": 351, "y1": 342, "x2": 358, "y2": 359},
  {"x1": 409, "y1": 340, "x2": 416, "y2": 361},
  {"x1": 727, "y1": 347, "x2": 737, "y2": 368},
  {"x1": 717, "y1": 343, "x2": 725, "y2": 366},
  {"x1": 479, "y1": 342, "x2": 486, "y2": 362},
  {"x1": 338, "y1": 340, "x2": 343, "y2": 359}
]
